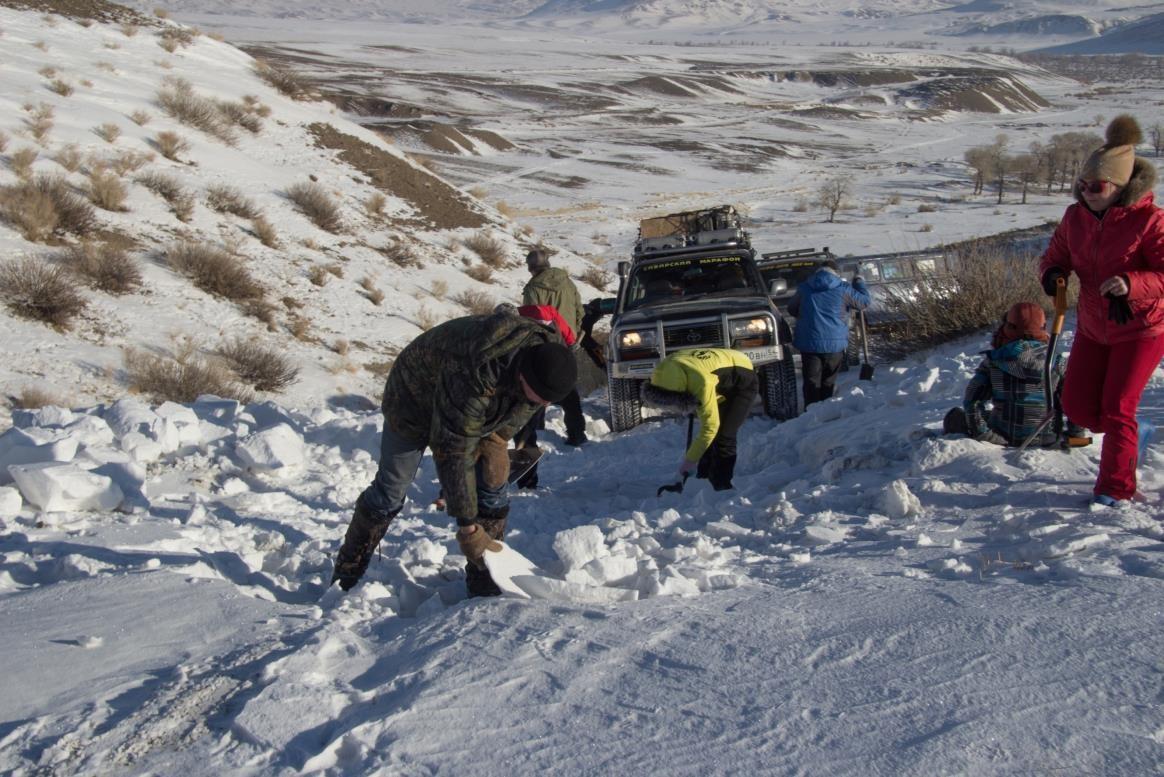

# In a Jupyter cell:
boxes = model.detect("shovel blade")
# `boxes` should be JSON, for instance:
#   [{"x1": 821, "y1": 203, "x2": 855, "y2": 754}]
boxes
[{"x1": 859, "y1": 363, "x2": 875, "y2": 381}]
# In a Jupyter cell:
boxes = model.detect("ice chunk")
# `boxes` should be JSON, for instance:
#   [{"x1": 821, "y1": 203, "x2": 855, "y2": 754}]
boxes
[
  {"x1": 12, "y1": 405, "x2": 76, "y2": 428},
  {"x1": 803, "y1": 524, "x2": 848, "y2": 545},
  {"x1": 193, "y1": 396, "x2": 241, "y2": 426},
  {"x1": 236, "y1": 424, "x2": 306, "y2": 474},
  {"x1": 155, "y1": 402, "x2": 204, "y2": 447},
  {"x1": 62, "y1": 416, "x2": 115, "y2": 449},
  {"x1": 0, "y1": 486, "x2": 22, "y2": 517},
  {"x1": 118, "y1": 432, "x2": 164, "y2": 464},
  {"x1": 105, "y1": 399, "x2": 181, "y2": 452},
  {"x1": 0, "y1": 427, "x2": 79, "y2": 483},
  {"x1": 581, "y1": 553, "x2": 638, "y2": 585},
  {"x1": 9, "y1": 462, "x2": 124, "y2": 512},
  {"x1": 878, "y1": 479, "x2": 922, "y2": 518},
  {"x1": 552, "y1": 525, "x2": 608, "y2": 572}
]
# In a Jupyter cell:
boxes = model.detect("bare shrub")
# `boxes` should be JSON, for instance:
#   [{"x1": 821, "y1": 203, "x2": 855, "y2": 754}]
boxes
[
  {"x1": 578, "y1": 265, "x2": 612, "y2": 291},
  {"x1": 13, "y1": 385, "x2": 66, "y2": 410},
  {"x1": 0, "y1": 175, "x2": 97, "y2": 241},
  {"x1": 919, "y1": 223, "x2": 934, "y2": 233},
  {"x1": 251, "y1": 215, "x2": 280, "y2": 248},
  {"x1": 326, "y1": 263, "x2": 344, "y2": 278},
  {"x1": 879, "y1": 246, "x2": 1047, "y2": 358},
  {"x1": 464, "y1": 264, "x2": 494, "y2": 284},
  {"x1": 377, "y1": 239, "x2": 422, "y2": 268},
  {"x1": 94, "y1": 123, "x2": 121, "y2": 143},
  {"x1": 156, "y1": 77, "x2": 235, "y2": 144},
  {"x1": 431, "y1": 279, "x2": 448, "y2": 299},
  {"x1": 331, "y1": 338, "x2": 349, "y2": 355},
  {"x1": 464, "y1": 231, "x2": 507, "y2": 269},
  {"x1": 109, "y1": 150, "x2": 154, "y2": 176},
  {"x1": 887, "y1": 194, "x2": 902, "y2": 205},
  {"x1": 792, "y1": 200, "x2": 809, "y2": 213},
  {"x1": 48, "y1": 79, "x2": 73, "y2": 97},
  {"x1": 216, "y1": 100, "x2": 262, "y2": 134},
  {"x1": 10, "y1": 147, "x2": 38, "y2": 179},
  {"x1": 0, "y1": 257, "x2": 87, "y2": 328},
  {"x1": 365, "y1": 191, "x2": 386, "y2": 219},
  {"x1": 452, "y1": 289, "x2": 496, "y2": 316},
  {"x1": 495, "y1": 200, "x2": 515, "y2": 218},
  {"x1": 307, "y1": 265, "x2": 329, "y2": 286},
  {"x1": 153, "y1": 7, "x2": 170, "y2": 19},
  {"x1": 53, "y1": 144, "x2": 82, "y2": 173},
  {"x1": 863, "y1": 204, "x2": 881, "y2": 217},
  {"x1": 165, "y1": 241, "x2": 264, "y2": 302},
  {"x1": 253, "y1": 60, "x2": 311, "y2": 100},
  {"x1": 130, "y1": 109, "x2": 151, "y2": 126},
  {"x1": 217, "y1": 338, "x2": 299, "y2": 392},
  {"x1": 33, "y1": 40, "x2": 47, "y2": 51},
  {"x1": 0, "y1": 131, "x2": 7, "y2": 153},
  {"x1": 25, "y1": 104, "x2": 54, "y2": 144},
  {"x1": 96, "y1": 61, "x2": 116, "y2": 73},
  {"x1": 288, "y1": 315, "x2": 311, "y2": 341},
  {"x1": 123, "y1": 346, "x2": 251, "y2": 403},
  {"x1": 87, "y1": 169, "x2": 129, "y2": 211},
  {"x1": 120, "y1": 23, "x2": 138, "y2": 37},
  {"x1": 206, "y1": 184, "x2": 259, "y2": 218},
  {"x1": 57, "y1": 241, "x2": 142, "y2": 293},
  {"x1": 158, "y1": 36, "x2": 178, "y2": 54},
  {"x1": 153, "y1": 130, "x2": 190, "y2": 161},
  {"x1": 287, "y1": 181, "x2": 341, "y2": 232},
  {"x1": 359, "y1": 275, "x2": 384, "y2": 305},
  {"x1": 137, "y1": 171, "x2": 194, "y2": 221},
  {"x1": 39, "y1": 66, "x2": 56, "y2": 78},
  {"x1": 917, "y1": 203, "x2": 938, "y2": 213},
  {"x1": 416, "y1": 306, "x2": 439, "y2": 331}
]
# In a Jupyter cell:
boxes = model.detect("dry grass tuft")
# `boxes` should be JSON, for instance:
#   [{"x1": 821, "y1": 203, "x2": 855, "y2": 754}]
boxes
[
  {"x1": 217, "y1": 338, "x2": 300, "y2": 392},
  {"x1": 464, "y1": 264, "x2": 494, "y2": 284},
  {"x1": 917, "y1": 203, "x2": 938, "y2": 213},
  {"x1": 153, "y1": 130, "x2": 190, "y2": 162},
  {"x1": 365, "y1": 191, "x2": 386, "y2": 219},
  {"x1": 287, "y1": 181, "x2": 342, "y2": 232},
  {"x1": 130, "y1": 109, "x2": 151, "y2": 126},
  {"x1": 206, "y1": 184, "x2": 259, "y2": 219},
  {"x1": 53, "y1": 144, "x2": 82, "y2": 173},
  {"x1": 57, "y1": 241, "x2": 142, "y2": 294},
  {"x1": 578, "y1": 265, "x2": 613, "y2": 291},
  {"x1": 108, "y1": 150, "x2": 154, "y2": 176},
  {"x1": 251, "y1": 215, "x2": 280, "y2": 248},
  {"x1": 307, "y1": 265, "x2": 329, "y2": 286},
  {"x1": 0, "y1": 175, "x2": 97, "y2": 242},
  {"x1": 94, "y1": 123, "x2": 121, "y2": 143},
  {"x1": 0, "y1": 131, "x2": 8, "y2": 153},
  {"x1": 10, "y1": 147, "x2": 39, "y2": 179},
  {"x1": 156, "y1": 77, "x2": 235, "y2": 144},
  {"x1": 376, "y1": 239, "x2": 422, "y2": 269},
  {"x1": 416, "y1": 306, "x2": 439, "y2": 331},
  {"x1": 48, "y1": 79, "x2": 73, "y2": 97},
  {"x1": 13, "y1": 385, "x2": 66, "y2": 410},
  {"x1": 359, "y1": 275, "x2": 385, "y2": 305},
  {"x1": 253, "y1": 59, "x2": 312, "y2": 100},
  {"x1": 165, "y1": 241, "x2": 265, "y2": 303},
  {"x1": 452, "y1": 289, "x2": 496, "y2": 316},
  {"x1": 87, "y1": 169, "x2": 129, "y2": 211},
  {"x1": 0, "y1": 256, "x2": 87, "y2": 329},
  {"x1": 124, "y1": 346, "x2": 252, "y2": 403},
  {"x1": 25, "y1": 103, "x2": 54, "y2": 145},
  {"x1": 464, "y1": 231, "x2": 508, "y2": 269},
  {"x1": 431, "y1": 279, "x2": 448, "y2": 299},
  {"x1": 120, "y1": 23, "x2": 138, "y2": 37},
  {"x1": 137, "y1": 171, "x2": 194, "y2": 221}
]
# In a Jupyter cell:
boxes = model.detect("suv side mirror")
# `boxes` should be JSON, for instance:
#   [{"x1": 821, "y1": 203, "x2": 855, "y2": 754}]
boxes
[
  {"x1": 768, "y1": 278, "x2": 788, "y2": 295},
  {"x1": 617, "y1": 261, "x2": 630, "y2": 279}
]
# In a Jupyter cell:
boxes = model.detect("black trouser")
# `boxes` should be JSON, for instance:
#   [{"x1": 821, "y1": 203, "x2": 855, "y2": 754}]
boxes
[
  {"x1": 696, "y1": 366, "x2": 759, "y2": 490},
  {"x1": 801, "y1": 352, "x2": 845, "y2": 407},
  {"x1": 559, "y1": 388, "x2": 586, "y2": 443},
  {"x1": 511, "y1": 389, "x2": 587, "y2": 488}
]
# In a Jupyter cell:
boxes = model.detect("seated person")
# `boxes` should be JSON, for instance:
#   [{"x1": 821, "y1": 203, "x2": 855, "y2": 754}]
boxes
[
  {"x1": 944, "y1": 302, "x2": 1087, "y2": 447},
  {"x1": 641, "y1": 277, "x2": 682, "y2": 304}
]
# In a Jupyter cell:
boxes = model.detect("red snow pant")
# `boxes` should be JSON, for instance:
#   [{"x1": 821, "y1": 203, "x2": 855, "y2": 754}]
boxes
[{"x1": 1060, "y1": 332, "x2": 1164, "y2": 500}]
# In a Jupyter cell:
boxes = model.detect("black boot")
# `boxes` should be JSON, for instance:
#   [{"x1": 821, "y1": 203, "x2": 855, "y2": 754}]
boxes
[
  {"x1": 330, "y1": 496, "x2": 397, "y2": 591},
  {"x1": 464, "y1": 506, "x2": 508, "y2": 598},
  {"x1": 709, "y1": 453, "x2": 737, "y2": 491}
]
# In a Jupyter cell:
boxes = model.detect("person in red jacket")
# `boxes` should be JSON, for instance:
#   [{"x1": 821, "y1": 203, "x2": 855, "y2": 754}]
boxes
[{"x1": 1039, "y1": 115, "x2": 1164, "y2": 507}]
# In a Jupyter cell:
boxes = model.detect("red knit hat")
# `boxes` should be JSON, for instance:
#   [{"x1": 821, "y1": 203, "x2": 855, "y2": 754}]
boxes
[{"x1": 998, "y1": 302, "x2": 1048, "y2": 345}]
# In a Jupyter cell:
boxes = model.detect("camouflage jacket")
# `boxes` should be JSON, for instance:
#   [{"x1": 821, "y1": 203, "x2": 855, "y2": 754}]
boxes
[
  {"x1": 522, "y1": 267, "x2": 584, "y2": 337},
  {"x1": 382, "y1": 313, "x2": 559, "y2": 520}
]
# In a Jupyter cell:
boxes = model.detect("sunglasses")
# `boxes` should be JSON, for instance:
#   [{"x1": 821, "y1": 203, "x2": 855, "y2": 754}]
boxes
[{"x1": 1077, "y1": 179, "x2": 1112, "y2": 194}]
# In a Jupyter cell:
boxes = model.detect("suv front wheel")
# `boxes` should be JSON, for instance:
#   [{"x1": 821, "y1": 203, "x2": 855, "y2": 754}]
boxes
[
  {"x1": 759, "y1": 346, "x2": 799, "y2": 421},
  {"x1": 607, "y1": 366, "x2": 643, "y2": 433}
]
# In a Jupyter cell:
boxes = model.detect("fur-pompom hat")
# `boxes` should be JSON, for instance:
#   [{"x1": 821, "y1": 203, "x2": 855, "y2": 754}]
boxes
[{"x1": 1080, "y1": 115, "x2": 1143, "y2": 187}]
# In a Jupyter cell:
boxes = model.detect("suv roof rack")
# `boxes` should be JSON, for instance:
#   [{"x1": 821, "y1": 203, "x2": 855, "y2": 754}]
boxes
[
  {"x1": 634, "y1": 205, "x2": 750, "y2": 261},
  {"x1": 759, "y1": 247, "x2": 832, "y2": 262}
]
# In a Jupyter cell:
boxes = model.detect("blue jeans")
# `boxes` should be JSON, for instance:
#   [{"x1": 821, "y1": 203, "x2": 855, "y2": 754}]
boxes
[{"x1": 359, "y1": 423, "x2": 508, "y2": 521}]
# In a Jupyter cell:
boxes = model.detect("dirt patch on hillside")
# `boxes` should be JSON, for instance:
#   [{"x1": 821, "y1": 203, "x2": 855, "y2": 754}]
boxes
[
  {"x1": 0, "y1": 0, "x2": 151, "y2": 23},
  {"x1": 899, "y1": 75, "x2": 1049, "y2": 113},
  {"x1": 622, "y1": 76, "x2": 701, "y2": 98},
  {"x1": 778, "y1": 69, "x2": 917, "y2": 87},
  {"x1": 307, "y1": 123, "x2": 485, "y2": 230},
  {"x1": 464, "y1": 129, "x2": 514, "y2": 152}
]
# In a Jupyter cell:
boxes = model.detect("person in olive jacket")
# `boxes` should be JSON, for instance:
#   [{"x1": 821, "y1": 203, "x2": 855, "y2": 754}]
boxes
[
  {"x1": 330, "y1": 312, "x2": 576, "y2": 596},
  {"x1": 522, "y1": 248, "x2": 588, "y2": 445},
  {"x1": 1039, "y1": 114, "x2": 1164, "y2": 507}
]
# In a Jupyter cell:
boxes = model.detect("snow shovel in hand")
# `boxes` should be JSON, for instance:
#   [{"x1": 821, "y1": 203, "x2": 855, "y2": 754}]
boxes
[
  {"x1": 858, "y1": 309, "x2": 875, "y2": 381},
  {"x1": 657, "y1": 414, "x2": 695, "y2": 497},
  {"x1": 1019, "y1": 277, "x2": 1069, "y2": 452}
]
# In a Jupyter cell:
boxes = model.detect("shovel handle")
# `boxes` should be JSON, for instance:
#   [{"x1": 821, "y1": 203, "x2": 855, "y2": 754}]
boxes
[{"x1": 1051, "y1": 277, "x2": 1067, "y2": 335}]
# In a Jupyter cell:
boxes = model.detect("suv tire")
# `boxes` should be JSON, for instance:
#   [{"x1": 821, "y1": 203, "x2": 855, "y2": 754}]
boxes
[
  {"x1": 760, "y1": 346, "x2": 799, "y2": 421},
  {"x1": 607, "y1": 367, "x2": 642, "y2": 433}
]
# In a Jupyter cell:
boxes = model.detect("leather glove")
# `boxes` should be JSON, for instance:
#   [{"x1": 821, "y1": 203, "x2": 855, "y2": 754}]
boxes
[
  {"x1": 975, "y1": 429, "x2": 1009, "y2": 446},
  {"x1": 678, "y1": 458, "x2": 697, "y2": 478},
  {"x1": 456, "y1": 523, "x2": 502, "y2": 570},
  {"x1": 1041, "y1": 267, "x2": 1067, "y2": 297},
  {"x1": 1107, "y1": 294, "x2": 1133, "y2": 326}
]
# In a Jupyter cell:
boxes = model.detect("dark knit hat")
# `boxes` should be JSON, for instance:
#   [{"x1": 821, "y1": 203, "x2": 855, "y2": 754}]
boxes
[
  {"x1": 1080, "y1": 115, "x2": 1143, "y2": 187},
  {"x1": 518, "y1": 342, "x2": 576, "y2": 403},
  {"x1": 526, "y1": 248, "x2": 550, "y2": 271},
  {"x1": 996, "y1": 302, "x2": 1048, "y2": 347}
]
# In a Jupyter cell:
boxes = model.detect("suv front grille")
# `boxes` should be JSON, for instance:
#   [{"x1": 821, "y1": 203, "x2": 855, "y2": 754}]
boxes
[{"x1": 663, "y1": 322, "x2": 723, "y2": 350}]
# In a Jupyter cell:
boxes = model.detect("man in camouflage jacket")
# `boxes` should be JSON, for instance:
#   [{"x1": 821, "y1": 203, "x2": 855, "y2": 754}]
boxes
[{"x1": 331, "y1": 312, "x2": 577, "y2": 596}]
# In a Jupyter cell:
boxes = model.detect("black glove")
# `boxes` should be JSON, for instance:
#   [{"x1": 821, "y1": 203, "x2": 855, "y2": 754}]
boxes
[
  {"x1": 1041, "y1": 267, "x2": 1067, "y2": 297},
  {"x1": 1107, "y1": 294, "x2": 1133, "y2": 326},
  {"x1": 852, "y1": 275, "x2": 864, "y2": 285}
]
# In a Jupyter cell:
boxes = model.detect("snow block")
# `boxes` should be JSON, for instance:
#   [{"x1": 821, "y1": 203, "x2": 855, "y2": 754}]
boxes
[
  {"x1": 104, "y1": 398, "x2": 181, "y2": 453},
  {"x1": 236, "y1": 424, "x2": 306, "y2": 474},
  {"x1": 119, "y1": 432, "x2": 164, "y2": 464},
  {"x1": 192, "y1": 396, "x2": 241, "y2": 426},
  {"x1": 0, "y1": 486, "x2": 22, "y2": 517},
  {"x1": 12, "y1": 405, "x2": 76, "y2": 429},
  {"x1": 241, "y1": 401, "x2": 302, "y2": 433},
  {"x1": 877, "y1": 479, "x2": 922, "y2": 518},
  {"x1": 61, "y1": 416, "x2": 115, "y2": 449},
  {"x1": 0, "y1": 427, "x2": 80, "y2": 484},
  {"x1": 155, "y1": 402, "x2": 205, "y2": 448},
  {"x1": 9, "y1": 462, "x2": 124, "y2": 512},
  {"x1": 552, "y1": 525, "x2": 608, "y2": 572}
]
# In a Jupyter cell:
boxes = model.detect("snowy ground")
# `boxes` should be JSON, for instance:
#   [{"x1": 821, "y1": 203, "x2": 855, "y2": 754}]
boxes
[{"x1": 2, "y1": 319, "x2": 1163, "y2": 775}]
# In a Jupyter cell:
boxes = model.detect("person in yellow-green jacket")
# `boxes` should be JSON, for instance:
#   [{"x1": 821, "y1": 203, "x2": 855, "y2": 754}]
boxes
[{"x1": 640, "y1": 348, "x2": 758, "y2": 491}]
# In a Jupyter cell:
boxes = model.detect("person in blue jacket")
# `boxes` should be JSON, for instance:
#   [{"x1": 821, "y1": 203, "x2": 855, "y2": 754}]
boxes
[{"x1": 788, "y1": 260, "x2": 872, "y2": 407}]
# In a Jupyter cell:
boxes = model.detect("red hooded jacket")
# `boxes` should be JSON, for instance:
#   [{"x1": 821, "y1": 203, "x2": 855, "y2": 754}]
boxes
[
  {"x1": 1039, "y1": 159, "x2": 1164, "y2": 345},
  {"x1": 518, "y1": 304, "x2": 576, "y2": 346}
]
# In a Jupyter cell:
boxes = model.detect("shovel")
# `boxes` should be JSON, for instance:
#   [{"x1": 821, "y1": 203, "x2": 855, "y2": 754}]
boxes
[
  {"x1": 657, "y1": 414, "x2": 695, "y2": 497},
  {"x1": 858, "y1": 308, "x2": 875, "y2": 381}
]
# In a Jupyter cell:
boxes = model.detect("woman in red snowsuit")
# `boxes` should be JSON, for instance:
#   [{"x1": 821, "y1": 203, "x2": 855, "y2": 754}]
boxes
[{"x1": 1039, "y1": 115, "x2": 1164, "y2": 505}]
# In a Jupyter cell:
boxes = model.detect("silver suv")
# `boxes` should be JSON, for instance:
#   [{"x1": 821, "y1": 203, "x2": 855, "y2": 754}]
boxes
[{"x1": 604, "y1": 206, "x2": 799, "y2": 432}]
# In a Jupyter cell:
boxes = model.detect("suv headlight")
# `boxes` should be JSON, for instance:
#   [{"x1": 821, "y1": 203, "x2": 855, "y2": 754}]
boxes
[
  {"x1": 618, "y1": 328, "x2": 658, "y2": 359},
  {"x1": 729, "y1": 317, "x2": 773, "y2": 348}
]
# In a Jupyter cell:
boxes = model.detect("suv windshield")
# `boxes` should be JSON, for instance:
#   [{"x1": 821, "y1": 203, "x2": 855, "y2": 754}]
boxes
[
  {"x1": 625, "y1": 255, "x2": 756, "y2": 310},
  {"x1": 759, "y1": 260, "x2": 824, "y2": 300}
]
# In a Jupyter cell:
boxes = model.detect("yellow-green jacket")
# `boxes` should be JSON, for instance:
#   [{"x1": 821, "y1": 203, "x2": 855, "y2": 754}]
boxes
[{"x1": 649, "y1": 348, "x2": 754, "y2": 462}]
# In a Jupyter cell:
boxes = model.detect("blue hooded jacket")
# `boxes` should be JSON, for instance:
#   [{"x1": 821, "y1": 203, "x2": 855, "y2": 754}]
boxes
[{"x1": 789, "y1": 268, "x2": 871, "y2": 354}]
